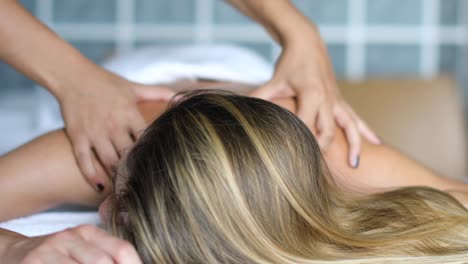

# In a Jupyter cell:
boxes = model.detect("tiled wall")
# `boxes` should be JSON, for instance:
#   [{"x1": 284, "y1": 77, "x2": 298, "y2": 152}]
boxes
[
  {"x1": 1, "y1": 0, "x2": 465, "y2": 91},
  {"x1": 0, "y1": 0, "x2": 466, "y2": 153}
]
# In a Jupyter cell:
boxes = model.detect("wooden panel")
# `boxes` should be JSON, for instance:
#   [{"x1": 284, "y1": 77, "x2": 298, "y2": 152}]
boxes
[{"x1": 338, "y1": 76, "x2": 467, "y2": 179}]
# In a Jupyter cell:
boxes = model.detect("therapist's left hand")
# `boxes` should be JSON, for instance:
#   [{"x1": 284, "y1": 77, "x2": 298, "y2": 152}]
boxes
[{"x1": 250, "y1": 26, "x2": 380, "y2": 168}]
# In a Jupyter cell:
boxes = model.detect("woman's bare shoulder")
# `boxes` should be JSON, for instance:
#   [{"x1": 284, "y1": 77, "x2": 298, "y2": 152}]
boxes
[{"x1": 324, "y1": 125, "x2": 468, "y2": 194}]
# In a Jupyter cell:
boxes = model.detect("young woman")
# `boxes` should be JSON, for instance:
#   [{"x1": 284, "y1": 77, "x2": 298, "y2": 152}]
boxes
[
  {"x1": 1, "y1": 45, "x2": 467, "y2": 263},
  {"x1": 0, "y1": 84, "x2": 467, "y2": 263},
  {"x1": 107, "y1": 91, "x2": 468, "y2": 263}
]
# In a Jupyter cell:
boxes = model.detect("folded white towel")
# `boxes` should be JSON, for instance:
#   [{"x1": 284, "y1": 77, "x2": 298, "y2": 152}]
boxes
[
  {"x1": 0, "y1": 212, "x2": 101, "y2": 236},
  {"x1": 103, "y1": 44, "x2": 274, "y2": 85}
]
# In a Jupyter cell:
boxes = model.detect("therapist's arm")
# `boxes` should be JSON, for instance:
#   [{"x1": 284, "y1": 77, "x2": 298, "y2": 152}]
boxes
[
  {"x1": 0, "y1": 0, "x2": 174, "y2": 193},
  {"x1": 226, "y1": 0, "x2": 381, "y2": 168}
]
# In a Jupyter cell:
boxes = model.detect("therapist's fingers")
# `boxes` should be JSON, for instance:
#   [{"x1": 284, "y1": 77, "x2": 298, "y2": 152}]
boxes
[
  {"x1": 343, "y1": 102, "x2": 380, "y2": 144},
  {"x1": 42, "y1": 251, "x2": 80, "y2": 264},
  {"x1": 77, "y1": 225, "x2": 142, "y2": 264},
  {"x1": 93, "y1": 137, "x2": 120, "y2": 180},
  {"x1": 335, "y1": 106, "x2": 361, "y2": 168},
  {"x1": 69, "y1": 134, "x2": 103, "y2": 191},
  {"x1": 132, "y1": 84, "x2": 175, "y2": 101},
  {"x1": 112, "y1": 131, "x2": 134, "y2": 159},
  {"x1": 13, "y1": 225, "x2": 139, "y2": 264},
  {"x1": 355, "y1": 116, "x2": 381, "y2": 144},
  {"x1": 314, "y1": 102, "x2": 336, "y2": 150},
  {"x1": 68, "y1": 239, "x2": 114, "y2": 264},
  {"x1": 358, "y1": 120, "x2": 381, "y2": 144},
  {"x1": 128, "y1": 111, "x2": 147, "y2": 141},
  {"x1": 250, "y1": 80, "x2": 295, "y2": 100}
]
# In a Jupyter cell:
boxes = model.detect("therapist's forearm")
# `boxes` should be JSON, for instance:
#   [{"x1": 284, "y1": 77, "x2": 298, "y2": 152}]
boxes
[
  {"x1": 226, "y1": 0, "x2": 317, "y2": 46},
  {"x1": 0, "y1": 0, "x2": 105, "y2": 100}
]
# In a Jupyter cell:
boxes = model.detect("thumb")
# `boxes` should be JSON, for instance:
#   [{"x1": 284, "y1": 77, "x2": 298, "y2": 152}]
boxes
[
  {"x1": 132, "y1": 85, "x2": 175, "y2": 101},
  {"x1": 250, "y1": 80, "x2": 286, "y2": 100}
]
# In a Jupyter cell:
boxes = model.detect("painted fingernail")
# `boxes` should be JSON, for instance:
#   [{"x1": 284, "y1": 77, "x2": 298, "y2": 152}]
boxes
[
  {"x1": 353, "y1": 155, "x2": 360, "y2": 168},
  {"x1": 96, "y1": 183, "x2": 105, "y2": 192}
]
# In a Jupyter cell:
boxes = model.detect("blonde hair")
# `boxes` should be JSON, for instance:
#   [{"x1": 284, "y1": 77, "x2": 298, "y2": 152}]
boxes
[{"x1": 111, "y1": 90, "x2": 468, "y2": 263}]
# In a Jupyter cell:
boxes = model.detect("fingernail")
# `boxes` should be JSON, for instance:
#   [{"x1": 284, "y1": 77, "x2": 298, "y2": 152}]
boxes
[
  {"x1": 96, "y1": 183, "x2": 105, "y2": 192},
  {"x1": 353, "y1": 155, "x2": 360, "y2": 168}
]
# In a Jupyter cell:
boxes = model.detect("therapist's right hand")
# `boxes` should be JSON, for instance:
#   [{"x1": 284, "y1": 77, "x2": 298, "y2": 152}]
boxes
[
  {"x1": 59, "y1": 70, "x2": 174, "y2": 192},
  {"x1": 6, "y1": 225, "x2": 142, "y2": 264}
]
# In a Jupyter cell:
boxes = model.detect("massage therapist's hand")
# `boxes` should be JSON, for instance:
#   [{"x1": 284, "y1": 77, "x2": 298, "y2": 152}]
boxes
[
  {"x1": 4, "y1": 225, "x2": 142, "y2": 264},
  {"x1": 250, "y1": 26, "x2": 380, "y2": 168},
  {"x1": 0, "y1": 0, "x2": 174, "y2": 191},
  {"x1": 59, "y1": 70, "x2": 174, "y2": 191}
]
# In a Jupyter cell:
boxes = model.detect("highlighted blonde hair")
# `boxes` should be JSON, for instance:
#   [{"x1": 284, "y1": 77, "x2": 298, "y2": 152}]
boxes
[{"x1": 111, "y1": 91, "x2": 468, "y2": 263}]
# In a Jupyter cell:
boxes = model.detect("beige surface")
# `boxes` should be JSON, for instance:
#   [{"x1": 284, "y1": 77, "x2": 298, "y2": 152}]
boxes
[{"x1": 338, "y1": 76, "x2": 467, "y2": 180}]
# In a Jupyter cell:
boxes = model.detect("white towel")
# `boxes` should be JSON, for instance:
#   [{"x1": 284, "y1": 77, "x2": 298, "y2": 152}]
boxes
[
  {"x1": 103, "y1": 44, "x2": 274, "y2": 85},
  {"x1": 0, "y1": 212, "x2": 101, "y2": 237}
]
